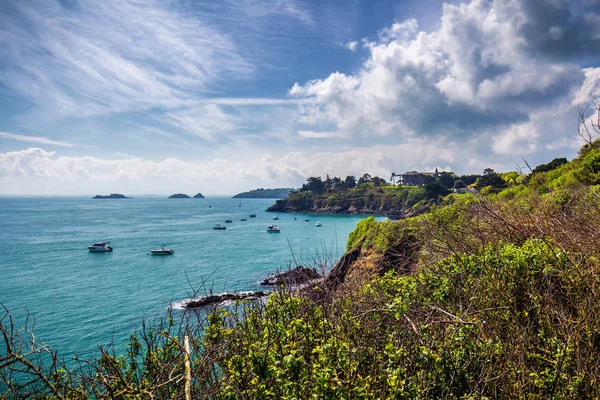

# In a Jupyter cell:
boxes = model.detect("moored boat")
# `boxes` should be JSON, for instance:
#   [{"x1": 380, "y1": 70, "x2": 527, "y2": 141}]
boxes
[
  {"x1": 213, "y1": 224, "x2": 227, "y2": 230},
  {"x1": 267, "y1": 225, "x2": 281, "y2": 232},
  {"x1": 225, "y1": 219, "x2": 233, "y2": 223},
  {"x1": 88, "y1": 242, "x2": 113, "y2": 252},
  {"x1": 273, "y1": 216, "x2": 279, "y2": 220},
  {"x1": 250, "y1": 213, "x2": 257, "y2": 218},
  {"x1": 240, "y1": 218, "x2": 247, "y2": 221},
  {"x1": 150, "y1": 247, "x2": 174, "y2": 255},
  {"x1": 315, "y1": 221, "x2": 322, "y2": 227}
]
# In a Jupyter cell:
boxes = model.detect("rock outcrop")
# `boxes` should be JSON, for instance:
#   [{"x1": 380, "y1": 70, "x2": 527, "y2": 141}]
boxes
[
  {"x1": 169, "y1": 193, "x2": 191, "y2": 198},
  {"x1": 260, "y1": 266, "x2": 320, "y2": 286},
  {"x1": 183, "y1": 291, "x2": 269, "y2": 309}
]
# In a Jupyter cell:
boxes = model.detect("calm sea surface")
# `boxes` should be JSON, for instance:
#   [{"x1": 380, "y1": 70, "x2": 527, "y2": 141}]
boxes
[{"x1": 0, "y1": 196, "x2": 368, "y2": 359}]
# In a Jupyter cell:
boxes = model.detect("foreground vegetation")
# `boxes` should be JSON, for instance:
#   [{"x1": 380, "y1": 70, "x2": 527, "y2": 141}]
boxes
[{"x1": 3, "y1": 121, "x2": 600, "y2": 398}]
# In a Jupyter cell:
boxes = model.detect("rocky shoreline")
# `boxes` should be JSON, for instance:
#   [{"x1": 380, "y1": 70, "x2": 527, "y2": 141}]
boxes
[
  {"x1": 183, "y1": 266, "x2": 322, "y2": 309},
  {"x1": 266, "y1": 202, "x2": 416, "y2": 220}
]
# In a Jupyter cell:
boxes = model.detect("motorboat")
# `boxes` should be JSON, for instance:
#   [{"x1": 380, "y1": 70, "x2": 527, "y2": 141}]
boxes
[
  {"x1": 273, "y1": 216, "x2": 279, "y2": 220},
  {"x1": 305, "y1": 218, "x2": 310, "y2": 222},
  {"x1": 293, "y1": 217, "x2": 297, "y2": 220},
  {"x1": 88, "y1": 242, "x2": 113, "y2": 252},
  {"x1": 213, "y1": 224, "x2": 227, "y2": 230},
  {"x1": 240, "y1": 218, "x2": 247, "y2": 221},
  {"x1": 267, "y1": 225, "x2": 281, "y2": 232},
  {"x1": 250, "y1": 213, "x2": 257, "y2": 218},
  {"x1": 315, "y1": 221, "x2": 322, "y2": 227},
  {"x1": 150, "y1": 247, "x2": 174, "y2": 255},
  {"x1": 225, "y1": 219, "x2": 233, "y2": 223}
]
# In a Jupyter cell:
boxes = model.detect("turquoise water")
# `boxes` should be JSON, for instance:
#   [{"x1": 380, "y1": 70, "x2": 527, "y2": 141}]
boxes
[{"x1": 0, "y1": 196, "x2": 367, "y2": 359}]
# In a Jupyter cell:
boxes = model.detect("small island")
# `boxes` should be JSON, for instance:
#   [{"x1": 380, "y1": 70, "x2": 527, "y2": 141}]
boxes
[
  {"x1": 168, "y1": 193, "x2": 191, "y2": 198},
  {"x1": 233, "y1": 188, "x2": 295, "y2": 199},
  {"x1": 193, "y1": 193, "x2": 205, "y2": 198},
  {"x1": 92, "y1": 193, "x2": 131, "y2": 199}
]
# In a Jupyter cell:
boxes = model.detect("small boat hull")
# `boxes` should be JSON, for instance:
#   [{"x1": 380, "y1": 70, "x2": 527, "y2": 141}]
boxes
[
  {"x1": 150, "y1": 249, "x2": 174, "y2": 255},
  {"x1": 88, "y1": 247, "x2": 113, "y2": 252}
]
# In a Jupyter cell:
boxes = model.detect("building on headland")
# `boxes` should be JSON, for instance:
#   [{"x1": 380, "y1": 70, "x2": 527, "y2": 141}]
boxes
[{"x1": 398, "y1": 168, "x2": 454, "y2": 186}]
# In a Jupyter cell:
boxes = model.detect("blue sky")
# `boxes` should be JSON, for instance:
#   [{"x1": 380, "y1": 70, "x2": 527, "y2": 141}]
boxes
[{"x1": 1, "y1": 0, "x2": 599, "y2": 195}]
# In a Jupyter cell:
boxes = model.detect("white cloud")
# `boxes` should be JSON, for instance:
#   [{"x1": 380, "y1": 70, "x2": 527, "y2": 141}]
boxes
[
  {"x1": 0, "y1": 131, "x2": 76, "y2": 148},
  {"x1": 0, "y1": 0, "x2": 315, "y2": 119},
  {"x1": 1, "y1": 134, "x2": 504, "y2": 194},
  {"x1": 297, "y1": 130, "x2": 346, "y2": 139},
  {"x1": 288, "y1": 0, "x2": 595, "y2": 158},
  {"x1": 345, "y1": 41, "x2": 358, "y2": 52}
]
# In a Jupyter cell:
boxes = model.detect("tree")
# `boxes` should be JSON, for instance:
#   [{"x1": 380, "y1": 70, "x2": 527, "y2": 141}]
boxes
[
  {"x1": 476, "y1": 173, "x2": 505, "y2": 190},
  {"x1": 425, "y1": 181, "x2": 451, "y2": 199},
  {"x1": 459, "y1": 174, "x2": 480, "y2": 186},
  {"x1": 437, "y1": 172, "x2": 455, "y2": 189},
  {"x1": 371, "y1": 176, "x2": 387, "y2": 187},
  {"x1": 344, "y1": 175, "x2": 357, "y2": 189},
  {"x1": 453, "y1": 179, "x2": 466, "y2": 189},
  {"x1": 532, "y1": 157, "x2": 568, "y2": 174},
  {"x1": 357, "y1": 173, "x2": 372, "y2": 186},
  {"x1": 301, "y1": 177, "x2": 325, "y2": 193},
  {"x1": 483, "y1": 168, "x2": 495, "y2": 175}
]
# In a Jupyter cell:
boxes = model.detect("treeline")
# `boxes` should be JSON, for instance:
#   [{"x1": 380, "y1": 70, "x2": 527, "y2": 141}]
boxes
[{"x1": 232, "y1": 188, "x2": 294, "y2": 199}]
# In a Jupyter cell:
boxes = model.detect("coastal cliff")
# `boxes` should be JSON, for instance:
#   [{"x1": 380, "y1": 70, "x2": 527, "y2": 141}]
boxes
[{"x1": 266, "y1": 185, "x2": 429, "y2": 218}]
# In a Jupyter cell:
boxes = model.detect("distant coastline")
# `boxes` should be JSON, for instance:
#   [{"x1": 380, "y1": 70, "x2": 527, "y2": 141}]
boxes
[
  {"x1": 92, "y1": 193, "x2": 131, "y2": 199},
  {"x1": 168, "y1": 193, "x2": 191, "y2": 198},
  {"x1": 233, "y1": 188, "x2": 294, "y2": 199}
]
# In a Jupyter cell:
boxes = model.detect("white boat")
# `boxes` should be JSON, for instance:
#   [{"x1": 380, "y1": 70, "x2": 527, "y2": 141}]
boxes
[
  {"x1": 273, "y1": 216, "x2": 279, "y2": 220},
  {"x1": 150, "y1": 247, "x2": 174, "y2": 255},
  {"x1": 315, "y1": 221, "x2": 322, "y2": 227},
  {"x1": 267, "y1": 225, "x2": 281, "y2": 232},
  {"x1": 88, "y1": 242, "x2": 113, "y2": 252},
  {"x1": 305, "y1": 218, "x2": 310, "y2": 222},
  {"x1": 250, "y1": 213, "x2": 256, "y2": 218}
]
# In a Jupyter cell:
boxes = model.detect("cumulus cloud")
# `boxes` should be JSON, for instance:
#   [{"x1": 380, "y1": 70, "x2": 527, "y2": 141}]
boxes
[
  {"x1": 0, "y1": 139, "x2": 489, "y2": 194},
  {"x1": 289, "y1": 0, "x2": 600, "y2": 161}
]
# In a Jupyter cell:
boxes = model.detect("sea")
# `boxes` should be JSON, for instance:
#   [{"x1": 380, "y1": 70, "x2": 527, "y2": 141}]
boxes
[{"x1": 0, "y1": 196, "x2": 369, "y2": 360}]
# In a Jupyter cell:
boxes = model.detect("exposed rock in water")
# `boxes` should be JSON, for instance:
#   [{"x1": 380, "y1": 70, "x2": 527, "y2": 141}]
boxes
[
  {"x1": 193, "y1": 193, "x2": 205, "y2": 198},
  {"x1": 184, "y1": 291, "x2": 269, "y2": 309},
  {"x1": 169, "y1": 193, "x2": 191, "y2": 198},
  {"x1": 260, "y1": 266, "x2": 320, "y2": 286}
]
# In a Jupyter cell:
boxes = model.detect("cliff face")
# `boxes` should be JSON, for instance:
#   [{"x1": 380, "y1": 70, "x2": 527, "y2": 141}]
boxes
[
  {"x1": 324, "y1": 217, "x2": 421, "y2": 291},
  {"x1": 266, "y1": 187, "x2": 428, "y2": 218}
]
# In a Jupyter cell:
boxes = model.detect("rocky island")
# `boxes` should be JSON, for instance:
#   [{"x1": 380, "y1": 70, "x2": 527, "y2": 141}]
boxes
[
  {"x1": 233, "y1": 188, "x2": 294, "y2": 199},
  {"x1": 92, "y1": 193, "x2": 131, "y2": 199},
  {"x1": 168, "y1": 193, "x2": 190, "y2": 198},
  {"x1": 193, "y1": 193, "x2": 205, "y2": 198}
]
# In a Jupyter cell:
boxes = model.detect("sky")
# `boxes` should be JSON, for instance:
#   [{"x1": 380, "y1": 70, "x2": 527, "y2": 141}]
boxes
[{"x1": 1, "y1": 0, "x2": 600, "y2": 195}]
